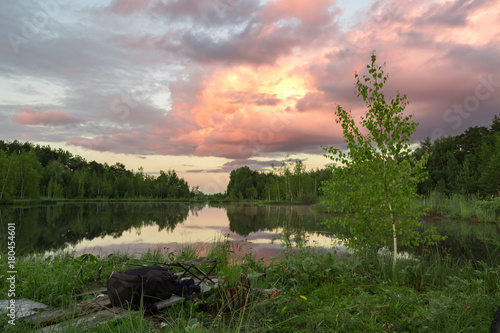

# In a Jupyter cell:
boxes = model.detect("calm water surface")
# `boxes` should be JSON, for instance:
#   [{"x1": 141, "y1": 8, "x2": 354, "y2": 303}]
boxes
[
  {"x1": 1, "y1": 202, "x2": 499, "y2": 261},
  {"x1": 0, "y1": 203, "x2": 339, "y2": 259}
]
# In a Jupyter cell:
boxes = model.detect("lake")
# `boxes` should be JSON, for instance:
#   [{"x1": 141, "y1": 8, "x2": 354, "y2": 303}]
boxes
[
  {"x1": 1, "y1": 202, "x2": 498, "y2": 262},
  {"x1": 0, "y1": 203, "x2": 339, "y2": 260}
]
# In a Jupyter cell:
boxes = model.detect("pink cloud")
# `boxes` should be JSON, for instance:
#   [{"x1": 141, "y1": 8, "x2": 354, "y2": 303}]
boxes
[
  {"x1": 67, "y1": 131, "x2": 153, "y2": 155},
  {"x1": 160, "y1": 0, "x2": 340, "y2": 66},
  {"x1": 13, "y1": 106, "x2": 83, "y2": 126},
  {"x1": 220, "y1": 91, "x2": 282, "y2": 106},
  {"x1": 262, "y1": 0, "x2": 335, "y2": 26},
  {"x1": 68, "y1": 0, "x2": 500, "y2": 160}
]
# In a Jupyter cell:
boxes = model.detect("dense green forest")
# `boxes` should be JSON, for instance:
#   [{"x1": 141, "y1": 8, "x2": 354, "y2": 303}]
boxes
[
  {"x1": 414, "y1": 114, "x2": 500, "y2": 196},
  {"x1": 0, "y1": 140, "x2": 201, "y2": 203},
  {"x1": 224, "y1": 160, "x2": 333, "y2": 203},
  {"x1": 224, "y1": 114, "x2": 500, "y2": 201}
]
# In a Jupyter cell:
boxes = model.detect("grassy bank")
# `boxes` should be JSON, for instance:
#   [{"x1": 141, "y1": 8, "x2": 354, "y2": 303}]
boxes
[
  {"x1": 3, "y1": 197, "x2": 316, "y2": 208},
  {"x1": 1, "y1": 237, "x2": 500, "y2": 332},
  {"x1": 206, "y1": 199, "x2": 316, "y2": 205},
  {"x1": 0, "y1": 197, "x2": 208, "y2": 207},
  {"x1": 419, "y1": 191, "x2": 500, "y2": 223},
  {"x1": 312, "y1": 192, "x2": 500, "y2": 223}
]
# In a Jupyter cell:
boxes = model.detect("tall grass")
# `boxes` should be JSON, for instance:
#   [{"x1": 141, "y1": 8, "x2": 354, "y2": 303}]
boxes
[
  {"x1": 421, "y1": 191, "x2": 500, "y2": 222},
  {"x1": 0, "y1": 251, "x2": 117, "y2": 307}
]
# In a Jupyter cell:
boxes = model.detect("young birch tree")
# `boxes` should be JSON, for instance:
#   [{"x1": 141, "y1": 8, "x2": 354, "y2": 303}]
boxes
[{"x1": 322, "y1": 53, "x2": 439, "y2": 267}]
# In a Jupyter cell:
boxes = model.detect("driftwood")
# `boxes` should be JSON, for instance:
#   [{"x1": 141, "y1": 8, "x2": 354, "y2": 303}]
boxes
[
  {"x1": 26, "y1": 294, "x2": 112, "y2": 328},
  {"x1": 75, "y1": 288, "x2": 107, "y2": 300},
  {"x1": 37, "y1": 306, "x2": 131, "y2": 333}
]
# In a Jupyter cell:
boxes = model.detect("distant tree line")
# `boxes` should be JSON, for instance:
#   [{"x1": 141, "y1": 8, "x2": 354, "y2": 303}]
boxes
[
  {"x1": 224, "y1": 114, "x2": 500, "y2": 202},
  {"x1": 0, "y1": 140, "x2": 201, "y2": 202},
  {"x1": 224, "y1": 160, "x2": 332, "y2": 203},
  {"x1": 414, "y1": 114, "x2": 500, "y2": 196}
]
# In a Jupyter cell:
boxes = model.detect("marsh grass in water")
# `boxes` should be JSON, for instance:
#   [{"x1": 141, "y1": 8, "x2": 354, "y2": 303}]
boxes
[
  {"x1": 1, "y1": 237, "x2": 500, "y2": 332},
  {"x1": 421, "y1": 191, "x2": 500, "y2": 222}
]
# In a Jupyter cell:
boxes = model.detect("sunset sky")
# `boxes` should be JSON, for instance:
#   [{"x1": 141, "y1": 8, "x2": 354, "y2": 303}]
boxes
[{"x1": 1, "y1": 0, "x2": 499, "y2": 193}]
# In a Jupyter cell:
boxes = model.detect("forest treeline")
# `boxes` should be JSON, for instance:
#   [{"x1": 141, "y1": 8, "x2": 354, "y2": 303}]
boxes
[
  {"x1": 223, "y1": 161, "x2": 333, "y2": 203},
  {"x1": 414, "y1": 114, "x2": 500, "y2": 196},
  {"x1": 0, "y1": 141, "x2": 201, "y2": 202},
  {"x1": 223, "y1": 114, "x2": 500, "y2": 201}
]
